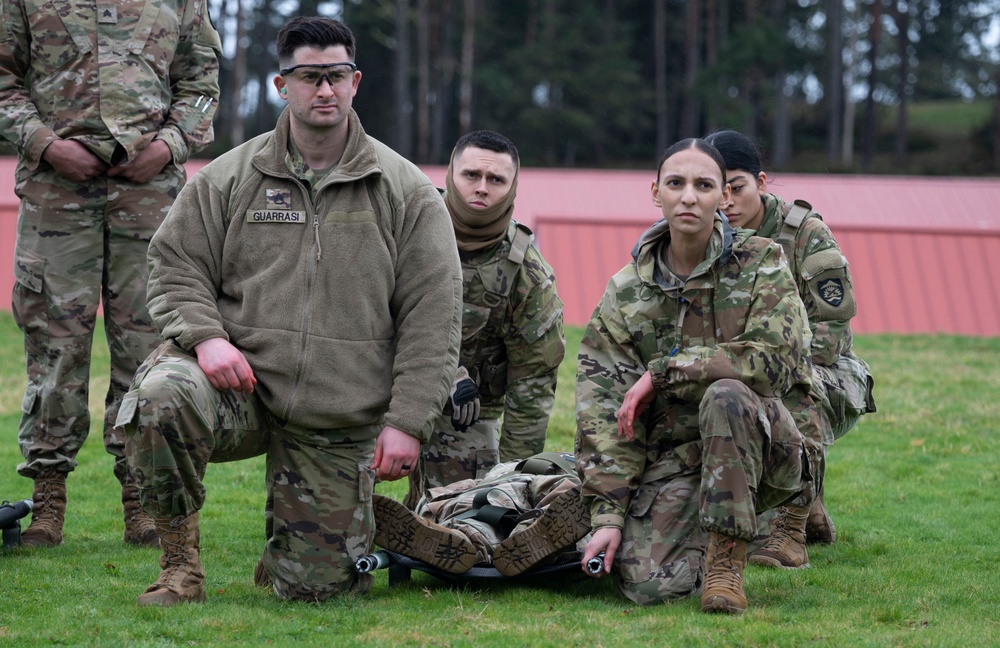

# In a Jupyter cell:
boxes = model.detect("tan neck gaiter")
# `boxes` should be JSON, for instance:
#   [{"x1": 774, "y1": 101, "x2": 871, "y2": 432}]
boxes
[{"x1": 445, "y1": 150, "x2": 519, "y2": 253}]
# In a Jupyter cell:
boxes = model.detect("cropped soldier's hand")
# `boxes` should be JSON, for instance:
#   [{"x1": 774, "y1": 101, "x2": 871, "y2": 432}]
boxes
[
  {"x1": 107, "y1": 139, "x2": 172, "y2": 184},
  {"x1": 194, "y1": 337, "x2": 257, "y2": 393},
  {"x1": 42, "y1": 139, "x2": 108, "y2": 182},
  {"x1": 449, "y1": 366, "x2": 480, "y2": 432},
  {"x1": 582, "y1": 527, "x2": 620, "y2": 577},
  {"x1": 617, "y1": 370, "x2": 656, "y2": 441},
  {"x1": 373, "y1": 426, "x2": 420, "y2": 481}
]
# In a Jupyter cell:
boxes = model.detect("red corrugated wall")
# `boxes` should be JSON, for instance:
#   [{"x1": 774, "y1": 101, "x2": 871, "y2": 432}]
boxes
[{"x1": 3, "y1": 158, "x2": 1000, "y2": 336}]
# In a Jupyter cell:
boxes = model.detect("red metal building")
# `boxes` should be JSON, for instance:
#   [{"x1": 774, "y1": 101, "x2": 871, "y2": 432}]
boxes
[{"x1": 3, "y1": 158, "x2": 1000, "y2": 336}]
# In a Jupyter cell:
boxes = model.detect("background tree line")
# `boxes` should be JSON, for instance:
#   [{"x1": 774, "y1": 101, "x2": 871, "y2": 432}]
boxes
[{"x1": 16, "y1": 0, "x2": 1000, "y2": 174}]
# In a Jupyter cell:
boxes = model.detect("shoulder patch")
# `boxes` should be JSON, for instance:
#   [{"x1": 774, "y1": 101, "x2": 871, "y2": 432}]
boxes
[{"x1": 817, "y1": 277, "x2": 845, "y2": 307}]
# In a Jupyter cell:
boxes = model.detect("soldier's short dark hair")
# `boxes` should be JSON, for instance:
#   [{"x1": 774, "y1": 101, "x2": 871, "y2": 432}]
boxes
[
  {"x1": 656, "y1": 138, "x2": 727, "y2": 184},
  {"x1": 277, "y1": 17, "x2": 356, "y2": 67},
  {"x1": 453, "y1": 130, "x2": 519, "y2": 167},
  {"x1": 703, "y1": 130, "x2": 763, "y2": 176}
]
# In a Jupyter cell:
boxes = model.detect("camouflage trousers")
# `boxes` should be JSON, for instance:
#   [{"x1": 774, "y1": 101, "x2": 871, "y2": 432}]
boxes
[
  {"x1": 420, "y1": 413, "x2": 501, "y2": 491},
  {"x1": 13, "y1": 163, "x2": 181, "y2": 480},
  {"x1": 117, "y1": 341, "x2": 379, "y2": 601},
  {"x1": 616, "y1": 379, "x2": 806, "y2": 605}
]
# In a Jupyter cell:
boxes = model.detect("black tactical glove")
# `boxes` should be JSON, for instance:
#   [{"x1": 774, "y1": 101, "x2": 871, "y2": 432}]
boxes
[{"x1": 449, "y1": 366, "x2": 481, "y2": 432}]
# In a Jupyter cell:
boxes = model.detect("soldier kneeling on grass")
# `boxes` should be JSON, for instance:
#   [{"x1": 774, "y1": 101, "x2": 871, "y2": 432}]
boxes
[
  {"x1": 575, "y1": 139, "x2": 817, "y2": 615},
  {"x1": 374, "y1": 452, "x2": 590, "y2": 577}
]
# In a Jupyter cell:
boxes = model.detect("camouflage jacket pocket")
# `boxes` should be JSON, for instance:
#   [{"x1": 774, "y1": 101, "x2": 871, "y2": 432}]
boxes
[{"x1": 26, "y1": 1, "x2": 86, "y2": 73}]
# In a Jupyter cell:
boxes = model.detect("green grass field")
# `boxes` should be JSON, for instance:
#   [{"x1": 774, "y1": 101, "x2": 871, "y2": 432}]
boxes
[{"x1": 1, "y1": 313, "x2": 998, "y2": 647}]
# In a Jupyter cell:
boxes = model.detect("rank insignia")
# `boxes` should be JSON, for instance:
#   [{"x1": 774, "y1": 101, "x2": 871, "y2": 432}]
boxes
[
  {"x1": 266, "y1": 189, "x2": 292, "y2": 210},
  {"x1": 97, "y1": 4, "x2": 117, "y2": 22}
]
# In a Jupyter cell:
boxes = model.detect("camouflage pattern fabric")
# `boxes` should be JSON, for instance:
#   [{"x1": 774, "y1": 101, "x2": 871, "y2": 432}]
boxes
[
  {"x1": 420, "y1": 220, "x2": 565, "y2": 492},
  {"x1": 756, "y1": 192, "x2": 875, "y2": 446},
  {"x1": 813, "y1": 355, "x2": 875, "y2": 441},
  {"x1": 1, "y1": 0, "x2": 220, "y2": 479},
  {"x1": 614, "y1": 380, "x2": 805, "y2": 604},
  {"x1": 14, "y1": 165, "x2": 184, "y2": 479},
  {"x1": 575, "y1": 214, "x2": 814, "y2": 604},
  {"x1": 118, "y1": 342, "x2": 380, "y2": 601},
  {"x1": 420, "y1": 413, "x2": 500, "y2": 491},
  {"x1": 415, "y1": 457, "x2": 583, "y2": 565},
  {"x1": 0, "y1": 0, "x2": 221, "y2": 167}
]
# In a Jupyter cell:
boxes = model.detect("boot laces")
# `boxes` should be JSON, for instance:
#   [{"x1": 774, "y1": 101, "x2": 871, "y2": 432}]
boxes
[
  {"x1": 707, "y1": 539, "x2": 742, "y2": 588},
  {"x1": 35, "y1": 479, "x2": 58, "y2": 515},
  {"x1": 29, "y1": 478, "x2": 62, "y2": 531},
  {"x1": 759, "y1": 510, "x2": 794, "y2": 552},
  {"x1": 158, "y1": 518, "x2": 191, "y2": 568}
]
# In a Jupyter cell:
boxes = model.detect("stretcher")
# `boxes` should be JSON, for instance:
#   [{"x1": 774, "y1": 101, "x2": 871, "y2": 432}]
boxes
[{"x1": 356, "y1": 549, "x2": 604, "y2": 586}]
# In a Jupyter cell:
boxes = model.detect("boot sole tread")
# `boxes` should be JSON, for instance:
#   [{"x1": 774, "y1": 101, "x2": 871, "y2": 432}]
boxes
[
  {"x1": 492, "y1": 487, "x2": 589, "y2": 577},
  {"x1": 373, "y1": 495, "x2": 476, "y2": 574}
]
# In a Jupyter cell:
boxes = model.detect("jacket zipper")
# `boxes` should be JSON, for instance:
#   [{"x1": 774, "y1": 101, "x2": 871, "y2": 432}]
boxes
[{"x1": 286, "y1": 196, "x2": 320, "y2": 421}]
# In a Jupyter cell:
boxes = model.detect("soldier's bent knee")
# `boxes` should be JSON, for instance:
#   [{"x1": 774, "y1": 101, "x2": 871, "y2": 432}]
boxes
[
  {"x1": 267, "y1": 558, "x2": 372, "y2": 602},
  {"x1": 617, "y1": 555, "x2": 700, "y2": 605}
]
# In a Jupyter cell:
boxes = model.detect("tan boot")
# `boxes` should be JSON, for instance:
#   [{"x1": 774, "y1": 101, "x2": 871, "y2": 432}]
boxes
[
  {"x1": 21, "y1": 472, "x2": 67, "y2": 547},
  {"x1": 492, "y1": 485, "x2": 590, "y2": 577},
  {"x1": 136, "y1": 512, "x2": 206, "y2": 607},
  {"x1": 748, "y1": 505, "x2": 810, "y2": 568},
  {"x1": 121, "y1": 484, "x2": 159, "y2": 548},
  {"x1": 253, "y1": 555, "x2": 271, "y2": 588},
  {"x1": 372, "y1": 494, "x2": 477, "y2": 574},
  {"x1": 805, "y1": 490, "x2": 836, "y2": 544},
  {"x1": 701, "y1": 532, "x2": 749, "y2": 614}
]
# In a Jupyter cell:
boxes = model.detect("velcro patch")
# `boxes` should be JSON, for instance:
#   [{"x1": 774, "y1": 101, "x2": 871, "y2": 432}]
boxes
[
  {"x1": 97, "y1": 4, "x2": 117, "y2": 23},
  {"x1": 818, "y1": 278, "x2": 845, "y2": 307},
  {"x1": 266, "y1": 189, "x2": 293, "y2": 209},
  {"x1": 246, "y1": 210, "x2": 306, "y2": 223}
]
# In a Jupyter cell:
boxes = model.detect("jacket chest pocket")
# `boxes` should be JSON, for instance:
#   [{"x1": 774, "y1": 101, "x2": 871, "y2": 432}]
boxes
[{"x1": 27, "y1": 1, "x2": 86, "y2": 73}]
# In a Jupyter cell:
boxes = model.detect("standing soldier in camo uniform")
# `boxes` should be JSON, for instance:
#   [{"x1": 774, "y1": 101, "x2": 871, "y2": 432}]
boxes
[
  {"x1": 410, "y1": 130, "x2": 565, "y2": 501},
  {"x1": 703, "y1": 130, "x2": 876, "y2": 569},
  {"x1": 576, "y1": 139, "x2": 818, "y2": 614},
  {"x1": 0, "y1": 0, "x2": 221, "y2": 548},
  {"x1": 116, "y1": 17, "x2": 462, "y2": 606}
]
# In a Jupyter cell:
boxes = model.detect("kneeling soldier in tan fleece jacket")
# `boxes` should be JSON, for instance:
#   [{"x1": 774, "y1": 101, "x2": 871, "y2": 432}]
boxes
[{"x1": 115, "y1": 16, "x2": 462, "y2": 606}]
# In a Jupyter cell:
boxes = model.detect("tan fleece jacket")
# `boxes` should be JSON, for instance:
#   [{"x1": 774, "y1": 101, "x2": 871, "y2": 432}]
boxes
[{"x1": 147, "y1": 109, "x2": 462, "y2": 440}]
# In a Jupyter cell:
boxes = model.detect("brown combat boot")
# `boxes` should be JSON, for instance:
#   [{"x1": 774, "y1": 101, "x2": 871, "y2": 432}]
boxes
[
  {"x1": 136, "y1": 512, "x2": 206, "y2": 607},
  {"x1": 373, "y1": 494, "x2": 477, "y2": 574},
  {"x1": 700, "y1": 532, "x2": 749, "y2": 615},
  {"x1": 748, "y1": 505, "x2": 810, "y2": 568},
  {"x1": 121, "y1": 483, "x2": 159, "y2": 548},
  {"x1": 492, "y1": 485, "x2": 591, "y2": 577},
  {"x1": 805, "y1": 490, "x2": 836, "y2": 544},
  {"x1": 21, "y1": 472, "x2": 67, "y2": 547},
  {"x1": 253, "y1": 555, "x2": 271, "y2": 588}
]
